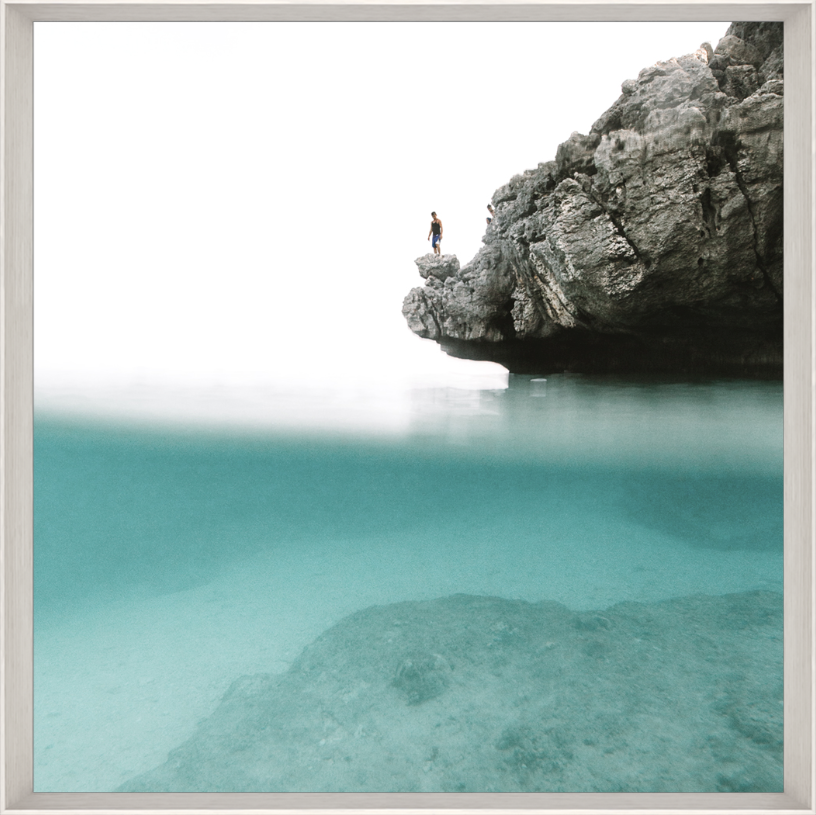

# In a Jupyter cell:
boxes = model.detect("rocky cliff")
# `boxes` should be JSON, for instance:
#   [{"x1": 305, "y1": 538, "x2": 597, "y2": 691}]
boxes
[{"x1": 403, "y1": 22, "x2": 783, "y2": 376}]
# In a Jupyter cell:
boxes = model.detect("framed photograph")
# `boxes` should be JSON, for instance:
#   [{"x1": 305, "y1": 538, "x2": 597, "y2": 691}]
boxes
[{"x1": 2, "y1": 1, "x2": 813, "y2": 813}]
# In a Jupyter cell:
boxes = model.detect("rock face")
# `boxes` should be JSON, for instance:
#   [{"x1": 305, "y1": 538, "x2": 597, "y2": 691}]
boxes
[{"x1": 402, "y1": 22, "x2": 783, "y2": 376}]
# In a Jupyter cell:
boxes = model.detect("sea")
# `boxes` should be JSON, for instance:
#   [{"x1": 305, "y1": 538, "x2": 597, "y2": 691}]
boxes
[{"x1": 33, "y1": 373, "x2": 783, "y2": 792}]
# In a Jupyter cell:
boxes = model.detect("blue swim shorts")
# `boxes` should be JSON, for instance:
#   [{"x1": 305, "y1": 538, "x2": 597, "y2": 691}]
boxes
[{"x1": 432, "y1": 234, "x2": 441, "y2": 248}]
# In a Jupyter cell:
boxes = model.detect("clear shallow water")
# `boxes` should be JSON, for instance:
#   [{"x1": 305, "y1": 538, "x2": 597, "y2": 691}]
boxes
[{"x1": 33, "y1": 374, "x2": 783, "y2": 792}]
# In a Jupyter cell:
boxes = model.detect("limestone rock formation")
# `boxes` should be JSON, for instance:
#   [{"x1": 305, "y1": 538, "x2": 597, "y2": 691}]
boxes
[{"x1": 402, "y1": 22, "x2": 784, "y2": 375}]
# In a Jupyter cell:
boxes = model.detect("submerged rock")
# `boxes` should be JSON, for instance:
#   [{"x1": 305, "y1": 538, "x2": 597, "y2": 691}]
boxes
[
  {"x1": 402, "y1": 22, "x2": 783, "y2": 376},
  {"x1": 119, "y1": 590, "x2": 782, "y2": 793}
]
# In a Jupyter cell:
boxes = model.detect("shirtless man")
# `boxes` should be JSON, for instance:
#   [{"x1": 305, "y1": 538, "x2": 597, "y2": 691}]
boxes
[{"x1": 428, "y1": 212, "x2": 443, "y2": 255}]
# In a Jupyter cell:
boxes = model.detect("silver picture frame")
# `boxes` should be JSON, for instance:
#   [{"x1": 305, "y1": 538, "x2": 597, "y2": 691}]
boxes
[{"x1": 1, "y1": 2, "x2": 813, "y2": 812}]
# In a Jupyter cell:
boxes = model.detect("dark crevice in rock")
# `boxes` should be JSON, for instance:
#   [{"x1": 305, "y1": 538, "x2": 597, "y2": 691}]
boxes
[
  {"x1": 507, "y1": 240, "x2": 560, "y2": 335},
  {"x1": 530, "y1": 246, "x2": 590, "y2": 331},
  {"x1": 717, "y1": 131, "x2": 783, "y2": 302},
  {"x1": 426, "y1": 299, "x2": 443, "y2": 339},
  {"x1": 584, "y1": 182, "x2": 649, "y2": 270},
  {"x1": 705, "y1": 146, "x2": 728, "y2": 178},
  {"x1": 493, "y1": 305, "x2": 518, "y2": 341},
  {"x1": 700, "y1": 187, "x2": 719, "y2": 238}
]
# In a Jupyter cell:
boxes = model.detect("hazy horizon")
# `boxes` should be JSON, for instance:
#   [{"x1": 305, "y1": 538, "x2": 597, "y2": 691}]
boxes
[{"x1": 35, "y1": 20, "x2": 732, "y2": 424}]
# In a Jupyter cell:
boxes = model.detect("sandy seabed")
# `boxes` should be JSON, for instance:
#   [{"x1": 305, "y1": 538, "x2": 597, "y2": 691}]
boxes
[{"x1": 35, "y1": 530, "x2": 781, "y2": 793}]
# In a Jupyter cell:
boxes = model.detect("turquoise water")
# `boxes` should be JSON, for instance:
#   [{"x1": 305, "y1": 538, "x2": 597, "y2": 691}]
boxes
[{"x1": 33, "y1": 374, "x2": 783, "y2": 792}]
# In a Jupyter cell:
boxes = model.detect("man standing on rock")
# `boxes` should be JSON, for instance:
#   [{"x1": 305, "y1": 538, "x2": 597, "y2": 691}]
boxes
[{"x1": 428, "y1": 212, "x2": 443, "y2": 255}]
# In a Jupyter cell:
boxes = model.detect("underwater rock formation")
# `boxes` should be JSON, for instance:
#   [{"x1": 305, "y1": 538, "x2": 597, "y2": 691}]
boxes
[
  {"x1": 402, "y1": 22, "x2": 784, "y2": 376},
  {"x1": 119, "y1": 590, "x2": 782, "y2": 793}
]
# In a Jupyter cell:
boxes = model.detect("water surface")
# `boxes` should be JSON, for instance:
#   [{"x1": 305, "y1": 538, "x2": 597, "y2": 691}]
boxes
[{"x1": 34, "y1": 374, "x2": 783, "y2": 791}]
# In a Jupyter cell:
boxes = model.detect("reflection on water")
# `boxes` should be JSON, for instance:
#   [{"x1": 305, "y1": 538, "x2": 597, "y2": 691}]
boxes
[
  {"x1": 34, "y1": 371, "x2": 782, "y2": 470},
  {"x1": 408, "y1": 374, "x2": 780, "y2": 470},
  {"x1": 33, "y1": 374, "x2": 783, "y2": 792}
]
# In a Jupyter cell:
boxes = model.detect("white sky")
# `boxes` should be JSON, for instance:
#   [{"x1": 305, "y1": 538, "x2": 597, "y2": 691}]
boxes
[{"x1": 34, "y1": 21, "x2": 731, "y2": 398}]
